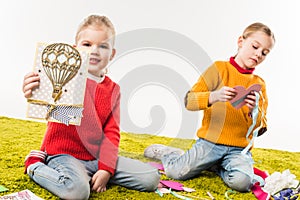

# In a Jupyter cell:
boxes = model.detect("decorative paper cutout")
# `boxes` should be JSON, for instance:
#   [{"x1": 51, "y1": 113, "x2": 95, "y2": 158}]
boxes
[
  {"x1": 156, "y1": 188, "x2": 170, "y2": 196},
  {"x1": 0, "y1": 189, "x2": 43, "y2": 200},
  {"x1": 148, "y1": 162, "x2": 164, "y2": 171},
  {"x1": 0, "y1": 185, "x2": 8, "y2": 192},
  {"x1": 251, "y1": 167, "x2": 270, "y2": 200},
  {"x1": 251, "y1": 184, "x2": 270, "y2": 200},
  {"x1": 26, "y1": 42, "x2": 89, "y2": 125},
  {"x1": 41, "y1": 43, "x2": 82, "y2": 102},
  {"x1": 230, "y1": 84, "x2": 262, "y2": 109},
  {"x1": 149, "y1": 162, "x2": 196, "y2": 193},
  {"x1": 160, "y1": 180, "x2": 184, "y2": 191}
]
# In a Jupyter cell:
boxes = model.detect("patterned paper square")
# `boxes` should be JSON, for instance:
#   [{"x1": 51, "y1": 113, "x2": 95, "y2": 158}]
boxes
[{"x1": 26, "y1": 42, "x2": 89, "y2": 125}]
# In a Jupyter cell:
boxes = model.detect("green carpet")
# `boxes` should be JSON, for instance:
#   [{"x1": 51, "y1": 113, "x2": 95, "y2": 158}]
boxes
[{"x1": 0, "y1": 116, "x2": 299, "y2": 199}]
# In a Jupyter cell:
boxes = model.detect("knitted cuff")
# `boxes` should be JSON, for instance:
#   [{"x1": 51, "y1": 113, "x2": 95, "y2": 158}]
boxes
[
  {"x1": 24, "y1": 150, "x2": 47, "y2": 174},
  {"x1": 185, "y1": 91, "x2": 210, "y2": 110}
]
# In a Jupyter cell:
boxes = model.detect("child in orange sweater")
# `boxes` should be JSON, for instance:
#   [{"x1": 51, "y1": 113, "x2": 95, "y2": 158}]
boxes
[{"x1": 144, "y1": 22, "x2": 275, "y2": 192}]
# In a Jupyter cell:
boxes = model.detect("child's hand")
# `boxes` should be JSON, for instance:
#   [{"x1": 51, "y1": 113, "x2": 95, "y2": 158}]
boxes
[
  {"x1": 209, "y1": 86, "x2": 236, "y2": 105},
  {"x1": 91, "y1": 170, "x2": 111, "y2": 193},
  {"x1": 244, "y1": 91, "x2": 257, "y2": 110},
  {"x1": 22, "y1": 72, "x2": 40, "y2": 98}
]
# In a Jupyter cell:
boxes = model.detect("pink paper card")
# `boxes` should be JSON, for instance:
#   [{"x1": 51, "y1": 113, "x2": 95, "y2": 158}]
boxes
[{"x1": 230, "y1": 84, "x2": 261, "y2": 109}]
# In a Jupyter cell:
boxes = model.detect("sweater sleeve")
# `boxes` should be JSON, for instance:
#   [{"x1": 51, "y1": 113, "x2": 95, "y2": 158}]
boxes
[
  {"x1": 185, "y1": 62, "x2": 222, "y2": 111},
  {"x1": 97, "y1": 85, "x2": 120, "y2": 175}
]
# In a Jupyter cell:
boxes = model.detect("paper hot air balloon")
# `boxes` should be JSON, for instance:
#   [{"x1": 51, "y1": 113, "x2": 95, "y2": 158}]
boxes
[{"x1": 41, "y1": 43, "x2": 82, "y2": 102}]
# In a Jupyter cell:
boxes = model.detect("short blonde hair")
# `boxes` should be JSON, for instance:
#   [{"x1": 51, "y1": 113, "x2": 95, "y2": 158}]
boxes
[
  {"x1": 75, "y1": 15, "x2": 116, "y2": 45},
  {"x1": 242, "y1": 22, "x2": 275, "y2": 43}
]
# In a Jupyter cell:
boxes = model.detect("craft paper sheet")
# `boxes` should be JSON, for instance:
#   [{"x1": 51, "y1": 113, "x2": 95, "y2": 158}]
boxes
[
  {"x1": 0, "y1": 189, "x2": 43, "y2": 200},
  {"x1": 26, "y1": 42, "x2": 89, "y2": 125}
]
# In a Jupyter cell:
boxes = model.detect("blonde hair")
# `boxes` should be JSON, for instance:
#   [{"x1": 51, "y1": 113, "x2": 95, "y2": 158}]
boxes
[
  {"x1": 242, "y1": 22, "x2": 275, "y2": 43},
  {"x1": 75, "y1": 15, "x2": 116, "y2": 45}
]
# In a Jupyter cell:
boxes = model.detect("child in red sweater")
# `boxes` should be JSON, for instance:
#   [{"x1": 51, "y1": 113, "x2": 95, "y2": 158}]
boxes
[
  {"x1": 144, "y1": 22, "x2": 275, "y2": 192},
  {"x1": 23, "y1": 15, "x2": 160, "y2": 199}
]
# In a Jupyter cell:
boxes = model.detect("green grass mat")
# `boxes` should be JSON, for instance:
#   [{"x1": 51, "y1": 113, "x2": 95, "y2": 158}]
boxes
[{"x1": 0, "y1": 116, "x2": 299, "y2": 199}]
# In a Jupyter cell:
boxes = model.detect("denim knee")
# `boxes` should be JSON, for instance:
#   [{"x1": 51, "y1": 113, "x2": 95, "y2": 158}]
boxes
[
  {"x1": 57, "y1": 177, "x2": 90, "y2": 200},
  {"x1": 165, "y1": 165, "x2": 193, "y2": 180},
  {"x1": 224, "y1": 171, "x2": 252, "y2": 192},
  {"x1": 165, "y1": 168, "x2": 182, "y2": 180},
  {"x1": 139, "y1": 171, "x2": 161, "y2": 192}
]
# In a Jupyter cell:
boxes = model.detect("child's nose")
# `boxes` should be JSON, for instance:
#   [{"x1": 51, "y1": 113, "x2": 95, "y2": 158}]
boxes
[
  {"x1": 255, "y1": 50, "x2": 262, "y2": 58},
  {"x1": 90, "y1": 45, "x2": 100, "y2": 54}
]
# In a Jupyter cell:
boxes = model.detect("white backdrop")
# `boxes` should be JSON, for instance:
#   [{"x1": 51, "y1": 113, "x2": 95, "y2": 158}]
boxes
[{"x1": 0, "y1": 0, "x2": 299, "y2": 152}]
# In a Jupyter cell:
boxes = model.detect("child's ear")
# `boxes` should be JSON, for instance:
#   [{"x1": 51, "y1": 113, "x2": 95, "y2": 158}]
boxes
[
  {"x1": 237, "y1": 36, "x2": 243, "y2": 48},
  {"x1": 110, "y1": 48, "x2": 116, "y2": 61}
]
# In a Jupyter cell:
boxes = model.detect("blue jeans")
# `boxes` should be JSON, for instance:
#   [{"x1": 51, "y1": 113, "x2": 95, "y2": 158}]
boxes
[
  {"x1": 161, "y1": 138, "x2": 255, "y2": 192},
  {"x1": 28, "y1": 155, "x2": 160, "y2": 199}
]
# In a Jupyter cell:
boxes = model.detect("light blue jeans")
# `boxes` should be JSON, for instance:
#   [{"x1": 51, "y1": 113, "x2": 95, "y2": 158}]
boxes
[
  {"x1": 161, "y1": 138, "x2": 255, "y2": 192},
  {"x1": 28, "y1": 154, "x2": 160, "y2": 199}
]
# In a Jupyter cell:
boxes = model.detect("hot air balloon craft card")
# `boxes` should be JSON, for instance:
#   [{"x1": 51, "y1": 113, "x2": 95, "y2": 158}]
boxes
[{"x1": 26, "y1": 42, "x2": 89, "y2": 125}]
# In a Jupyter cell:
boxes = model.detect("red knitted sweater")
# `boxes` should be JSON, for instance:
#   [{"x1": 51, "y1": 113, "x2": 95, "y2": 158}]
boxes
[{"x1": 40, "y1": 76, "x2": 121, "y2": 175}]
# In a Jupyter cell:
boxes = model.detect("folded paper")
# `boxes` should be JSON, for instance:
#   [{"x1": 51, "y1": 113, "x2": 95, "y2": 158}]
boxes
[
  {"x1": 159, "y1": 180, "x2": 184, "y2": 191},
  {"x1": 0, "y1": 189, "x2": 43, "y2": 200},
  {"x1": 26, "y1": 42, "x2": 89, "y2": 125},
  {"x1": 230, "y1": 84, "x2": 262, "y2": 109}
]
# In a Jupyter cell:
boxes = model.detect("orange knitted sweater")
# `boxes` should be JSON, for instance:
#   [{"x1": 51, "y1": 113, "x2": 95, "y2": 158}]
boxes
[{"x1": 185, "y1": 60, "x2": 268, "y2": 148}]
